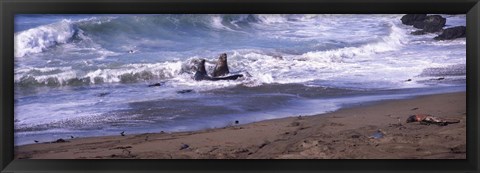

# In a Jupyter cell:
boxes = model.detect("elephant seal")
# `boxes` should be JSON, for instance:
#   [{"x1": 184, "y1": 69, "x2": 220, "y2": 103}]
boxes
[
  {"x1": 194, "y1": 59, "x2": 210, "y2": 81},
  {"x1": 212, "y1": 53, "x2": 230, "y2": 77},
  {"x1": 194, "y1": 59, "x2": 243, "y2": 81}
]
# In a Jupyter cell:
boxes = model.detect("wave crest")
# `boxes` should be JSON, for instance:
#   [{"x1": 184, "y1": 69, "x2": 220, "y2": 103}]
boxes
[{"x1": 14, "y1": 20, "x2": 77, "y2": 58}]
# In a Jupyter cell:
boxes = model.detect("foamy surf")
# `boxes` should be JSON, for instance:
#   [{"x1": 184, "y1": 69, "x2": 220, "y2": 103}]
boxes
[
  {"x1": 14, "y1": 14, "x2": 466, "y2": 146},
  {"x1": 15, "y1": 20, "x2": 76, "y2": 58}
]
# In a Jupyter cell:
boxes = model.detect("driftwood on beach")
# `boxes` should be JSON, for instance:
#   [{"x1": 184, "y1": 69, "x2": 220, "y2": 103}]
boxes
[{"x1": 406, "y1": 114, "x2": 460, "y2": 126}]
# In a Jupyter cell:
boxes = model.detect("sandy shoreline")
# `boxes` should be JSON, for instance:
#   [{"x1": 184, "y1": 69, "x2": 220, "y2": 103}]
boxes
[{"x1": 15, "y1": 92, "x2": 466, "y2": 159}]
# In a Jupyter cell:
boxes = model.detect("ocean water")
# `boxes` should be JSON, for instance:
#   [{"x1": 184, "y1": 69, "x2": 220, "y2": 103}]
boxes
[{"x1": 14, "y1": 14, "x2": 466, "y2": 146}]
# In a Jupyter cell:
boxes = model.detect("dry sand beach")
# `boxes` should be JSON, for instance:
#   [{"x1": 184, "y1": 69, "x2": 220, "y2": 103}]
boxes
[{"x1": 15, "y1": 92, "x2": 466, "y2": 159}]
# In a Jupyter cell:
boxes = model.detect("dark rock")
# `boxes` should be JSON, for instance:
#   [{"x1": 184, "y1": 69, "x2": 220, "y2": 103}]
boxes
[
  {"x1": 434, "y1": 26, "x2": 466, "y2": 40},
  {"x1": 97, "y1": 92, "x2": 110, "y2": 97},
  {"x1": 176, "y1": 89, "x2": 193, "y2": 94},
  {"x1": 53, "y1": 138, "x2": 69, "y2": 143},
  {"x1": 148, "y1": 82, "x2": 163, "y2": 87},
  {"x1": 401, "y1": 14, "x2": 427, "y2": 25},
  {"x1": 413, "y1": 15, "x2": 446, "y2": 33},
  {"x1": 410, "y1": 30, "x2": 426, "y2": 35},
  {"x1": 235, "y1": 120, "x2": 239, "y2": 124}
]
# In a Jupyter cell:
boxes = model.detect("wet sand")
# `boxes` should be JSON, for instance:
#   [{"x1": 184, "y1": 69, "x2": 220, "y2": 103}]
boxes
[{"x1": 15, "y1": 92, "x2": 466, "y2": 159}]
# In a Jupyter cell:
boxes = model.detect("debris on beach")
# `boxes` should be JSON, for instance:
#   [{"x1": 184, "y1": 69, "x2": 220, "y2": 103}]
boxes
[
  {"x1": 180, "y1": 144, "x2": 190, "y2": 150},
  {"x1": 351, "y1": 134, "x2": 361, "y2": 139},
  {"x1": 406, "y1": 114, "x2": 460, "y2": 126},
  {"x1": 34, "y1": 140, "x2": 39, "y2": 143},
  {"x1": 369, "y1": 130, "x2": 385, "y2": 139},
  {"x1": 259, "y1": 140, "x2": 271, "y2": 149},
  {"x1": 120, "y1": 131, "x2": 125, "y2": 136}
]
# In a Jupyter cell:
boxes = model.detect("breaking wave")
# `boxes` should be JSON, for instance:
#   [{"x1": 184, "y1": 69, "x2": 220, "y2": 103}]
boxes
[
  {"x1": 14, "y1": 14, "x2": 465, "y2": 90},
  {"x1": 15, "y1": 20, "x2": 77, "y2": 57}
]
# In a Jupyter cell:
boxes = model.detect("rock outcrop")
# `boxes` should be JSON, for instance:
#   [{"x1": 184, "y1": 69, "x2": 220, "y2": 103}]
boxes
[
  {"x1": 401, "y1": 14, "x2": 427, "y2": 25},
  {"x1": 434, "y1": 26, "x2": 466, "y2": 40},
  {"x1": 412, "y1": 15, "x2": 446, "y2": 33}
]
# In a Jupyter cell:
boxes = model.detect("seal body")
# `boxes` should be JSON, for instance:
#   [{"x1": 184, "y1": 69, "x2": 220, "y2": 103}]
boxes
[
  {"x1": 194, "y1": 59, "x2": 209, "y2": 81},
  {"x1": 212, "y1": 53, "x2": 230, "y2": 77}
]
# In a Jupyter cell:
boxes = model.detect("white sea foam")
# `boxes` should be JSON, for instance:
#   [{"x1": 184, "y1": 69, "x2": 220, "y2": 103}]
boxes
[
  {"x1": 13, "y1": 16, "x2": 464, "y2": 90},
  {"x1": 14, "y1": 20, "x2": 77, "y2": 58},
  {"x1": 13, "y1": 14, "x2": 467, "y2": 146},
  {"x1": 210, "y1": 15, "x2": 232, "y2": 31},
  {"x1": 302, "y1": 21, "x2": 406, "y2": 62}
]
